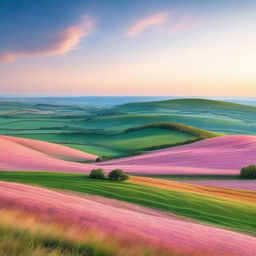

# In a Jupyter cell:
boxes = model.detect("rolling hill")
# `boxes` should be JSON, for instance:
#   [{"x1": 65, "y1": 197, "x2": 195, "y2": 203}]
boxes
[
  {"x1": 100, "y1": 135, "x2": 256, "y2": 175},
  {"x1": 1, "y1": 181, "x2": 256, "y2": 256},
  {"x1": 1, "y1": 135, "x2": 97, "y2": 162},
  {"x1": 115, "y1": 98, "x2": 256, "y2": 134},
  {"x1": 1, "y1": 122, "x2": 217, "y2": 157},
  {"x1": 1, "y1": 98, "x2": 256, "y2": 161},
  {"x1": 1, "y1": 134, "x2": 256, "y2": 177},
  {"x1": 0, "y1": 135, "x2": 98, "y2": 172},
  {"x1": 117, "y1": 98, "x2": 256, "y2": 116},
  {"x1": 82, "y1": 113, "x2": 252, "y2": 133}
]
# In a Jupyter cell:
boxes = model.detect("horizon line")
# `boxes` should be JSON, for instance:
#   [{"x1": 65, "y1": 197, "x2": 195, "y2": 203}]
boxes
[{"x1": 0, "y1": 95, "x2": 256, "y2": 99}]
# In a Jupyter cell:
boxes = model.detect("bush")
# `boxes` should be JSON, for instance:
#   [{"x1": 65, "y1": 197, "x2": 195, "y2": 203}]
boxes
[
  {"x1": 95, "y1": 156, "x2": 113, "y2": 162},
  {"x1": 108, "y1": 169, "x2": 129, "y2": 181},
  {"x1": 89, "y1": 169, "x2": 105, "y2": 179},
  {"x1": 240, "y1": 165, "x2": 256, "y2": 179}
]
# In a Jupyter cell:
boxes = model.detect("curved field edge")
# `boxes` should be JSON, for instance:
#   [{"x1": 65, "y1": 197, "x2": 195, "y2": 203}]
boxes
[
  {"x1": 124, "y1": 122, "x2": 219, "y2": 138},
  {"x1": 121, "y1": 122, "x2": 220, "y2": 151},
  {"x1": 0, "y1": 171, "x2": 255, "y2": 235},
  {"x1": 0, "y1": 120, "x2": 221, "y2": 158},
  {"x1": 0, "y1": 135, "x2": 98, "y2": 162}
]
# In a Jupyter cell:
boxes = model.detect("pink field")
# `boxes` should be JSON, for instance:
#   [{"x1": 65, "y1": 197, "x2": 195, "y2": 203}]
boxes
[
  {"x1": 0, "y1": 136, "x2": 98, "y2": 172},
  {"x1": 0, "y1": 135, "x2": 256, "y2": 176},
  {"x1": 1, "y1": 181, "x2": 256, "y2": 256},
  {"x1": 178, "y1": 179, "x2": 256, "y2": 190},
  {"x1": 1, "y1": 135, "x2": 97, "y2": 161},
  {"x1": 100, "y1": 135, "x2": 256, "y2": 175}
]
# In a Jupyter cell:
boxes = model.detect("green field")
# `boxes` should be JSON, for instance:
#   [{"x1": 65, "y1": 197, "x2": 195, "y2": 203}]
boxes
[
  {"x1": 1, "y1": 98, "x2": 255, "y2": 157},
  {"x1": 0, "y1": 101, "x2": 218, "y2": 157},
  {"x1": 116, "y1": 99, "x2": 256, "y2": 134},
  {"x1": 82, "y1": 113, "x2": 251, "y2": 133},
  {"x1": 117, "y1": 98, "x2": 256, "y2": 116},
  {"x1": 0, "y1": 171, "x2": 255, "y2": 235},
  {"x1": 61, "y1": 144, "x2": 122, "y2": 157},
  {"x1": 6, "y1": 123, "x2": 217, "y2": 157}
]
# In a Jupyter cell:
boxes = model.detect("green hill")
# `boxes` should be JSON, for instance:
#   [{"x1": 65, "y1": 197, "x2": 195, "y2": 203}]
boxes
[
  {"x1": 118, "y1": 98, "x2": 256, "y2": 113},
  {"x1": 11, "y1": 122, "x2": 217, "y2": 157},
  {"x1": 1, "y1": 98, "x2": 254, "y2": 158},
  {"x1": 115, "y1": 98, "x2": 256, "y2": 134},
  {"x1": 82, "y1": 113, "x2": 254, "y2": 134}
]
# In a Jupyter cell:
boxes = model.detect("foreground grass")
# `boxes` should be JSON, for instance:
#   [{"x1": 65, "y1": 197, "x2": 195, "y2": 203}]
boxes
[
  {"x1": 0, "y1": 172, "x2": 256, "y2": 235},
  {"x1": 0, "y1": 227, "x2": 107, "y2": 256},
  {"x1": 0, "y1": 207, "x2": 198, "y2": 256}
]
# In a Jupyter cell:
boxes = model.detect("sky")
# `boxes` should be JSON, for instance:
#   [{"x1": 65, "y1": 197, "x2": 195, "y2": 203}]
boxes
[{"x1": 0, "y1": 0, "x2": 255, "y2": 96}]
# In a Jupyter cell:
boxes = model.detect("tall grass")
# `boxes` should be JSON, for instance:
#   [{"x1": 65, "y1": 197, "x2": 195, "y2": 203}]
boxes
[{"x1": 0, "y1": 209, "x2": 189, "y2": 256}]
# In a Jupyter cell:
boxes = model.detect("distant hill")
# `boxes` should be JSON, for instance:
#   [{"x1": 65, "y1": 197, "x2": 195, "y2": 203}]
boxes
[
  {"x1": 117, "y1": 98, "x2": 256, "y2": 114},
  {"x1": 115, "y1": 98, "x2": 256, "y2": 134},
  {"x1": 0, "y1": 121, "x2": 218, "y2": 171},
  {"x1": 1, "y1": 98, "x2": 256, "y2": 157}
]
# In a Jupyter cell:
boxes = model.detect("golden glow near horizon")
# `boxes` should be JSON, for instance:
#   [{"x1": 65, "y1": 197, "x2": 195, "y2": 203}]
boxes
[{"x1": 0, "y1": 1, "x2": 255, "y2": 96}]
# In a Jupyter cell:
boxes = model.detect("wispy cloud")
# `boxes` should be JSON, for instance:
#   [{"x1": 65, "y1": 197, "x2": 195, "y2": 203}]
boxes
[
  {"x1": 167, "y1": 15, "x2": 203, "y2": 34},
  {"x1": 0, "y1": 54, "x2": 16, "y2": 63},
  {"x1": 0, "y1": 17, "x2": 94, "y2": 62},
  {"x1": 125, "y1": 12, "x2": 170, "y2": 37},
  {"x1": 45, "y1": 18, "x2": 94, "y2": 55},
  {"x1": 125, "y1": 12, "x2": 203, "y2": 38}
]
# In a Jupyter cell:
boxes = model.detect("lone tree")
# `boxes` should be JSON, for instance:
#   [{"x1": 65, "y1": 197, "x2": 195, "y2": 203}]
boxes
[
  {"x1": 89, "y1": 168, "x2": 105, "y2": 179},
  {"x1": 108, "y1": 169, "x2": 129, "y2": 181},
  {"x1": 240, "y1": 165, "x2": 256, "y2": 179},
  {"x1": 96, "y1": 156, "x2": 112, "y2": 162}
]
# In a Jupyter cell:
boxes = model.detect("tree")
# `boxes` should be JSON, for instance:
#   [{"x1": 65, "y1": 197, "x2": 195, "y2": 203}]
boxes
[
  {"x1": 240, "y1": 165, "x2": 256, "y2": 179},
  {"x1": 95, "y1": 156, "x2": 112, "y2": 162},
  {"x1": 89, "y1": 168, "x2": 105, "y2": 179},
  {"x1": 108, "y1": 169, "x2": 129, "y2": 181}
]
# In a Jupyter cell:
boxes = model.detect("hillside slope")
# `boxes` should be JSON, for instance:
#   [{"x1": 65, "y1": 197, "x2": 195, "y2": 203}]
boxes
[
  {"x1": 1, "y1": 181, "x2": 256, "y2": 256},
  {"x1": 115, "y1": 98, "x2": 256, "y2": 134},
  {"x1": 1, "y1": 135, "x2": 256, "y2": 176},
  {"x1": 0, "y1": 136, "x2": 98, "y2": 172},
  {"x1": 100, "y1": 135, "x2": 256, "y2": 175},
  {"x1": 1, "y1": 135, "x2": 97, "y2": 161},
  {"x1": 6, "y1": 122, "x2": 217, "y2": 157},
  {"x1": 118, "y1": 98, "x2": 256, "y2": 114}
]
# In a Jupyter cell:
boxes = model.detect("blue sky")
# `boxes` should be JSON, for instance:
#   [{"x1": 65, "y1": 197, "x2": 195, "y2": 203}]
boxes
[{"x1": 0, "y1": 0, "x2": 255, "y2": 96}]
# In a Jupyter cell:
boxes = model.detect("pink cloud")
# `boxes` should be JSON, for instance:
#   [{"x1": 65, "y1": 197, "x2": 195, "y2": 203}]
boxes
[
  {"x1": 0, "y1": 54, "x2": 16, "y2": 63},
  {"x1": 168, "y1": 15, "x2": 203, "y2": 34},
  {"x1": 0, "y1": 17, "x2": 94, "y2": 62},
  {"x1": 125, "y1": 12, "x2": 204, "y2": 38},
  {"x1": 46, "y1": 17, "x2": 94, "y2": 55},
  {"x1": 125, "y1": 12, "x2": 170, "y2": 37}
]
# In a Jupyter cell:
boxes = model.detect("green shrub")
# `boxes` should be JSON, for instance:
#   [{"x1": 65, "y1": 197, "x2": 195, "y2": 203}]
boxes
[
  {"x1": 240, "y1": 165, "x2": 256, "y2": 179},
  {"x1": 96, "y1": 156, "x2": 112, "y2": 162},
  {"x1": 108, "y1": 169, "x2": 129, "y2": 181},
  {"x1": 89, "y1": 169, "x2": 105, "y2": 179},
  {"x1": 95, "y1": 157, "x2": 101, "y2": 163}
]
